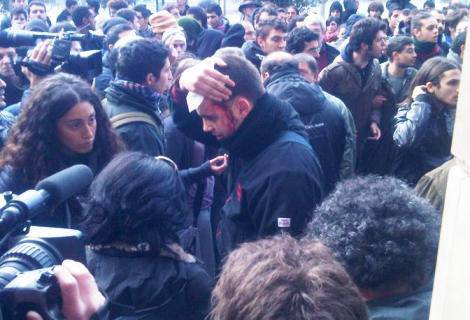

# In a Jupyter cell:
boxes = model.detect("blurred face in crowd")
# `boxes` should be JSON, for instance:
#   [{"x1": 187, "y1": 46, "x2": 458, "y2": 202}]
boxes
[
  {"x1": 11, "y1": 13, "x2": 27, "y2": 30},
  {"x1": 242, "y1": 21, "x2": 255, "y2": 42},
  {"x1": 56, "y1": 101, "x2": 97, "y2": 154},
  {"x1": 431, "y1": 11, "x2": 445, "y2": 34},
  {"x1": 243, "y1": 5, "x2": 257, "y2": 19},
  {"x1": 135, "y1": 11, "x2": 149, "y2": 31},
  {"x1": 29, "y1": 4, "x2": 47, "y2": 21},
  {"x1": 207, "y1": 11, "x2": 221, "y2": 29},
  {"x1": 389, "y1": 10, "x2": 401, "y2": 29},
  {"x1": 13, "y1": 0, "x2": 26, "y2": 9},
  {"x1": 456, "y1": 18, "x2": 468, "y2": 35},
  {"x1": 327, "y1": 20, "x2": 338, "y2": 33},
  {"x1": 413, "y1": 17, "x2": 438, "y2": 42},
  {"x1": 258, "y1": 28, "x2": 286, "y2": 54},
  {"x1": 0, "y1": 78, "x2": 6, "y2": 109},
  {"x1": 287, "y1": 7, "x2": 297, "y2": 21},
  {"x1": 168, "y1": 39, "x2": 186, "y2": 58},
  {"x1": 427, "y1": 69, "x2": 461, "y2": 107},
  {"x1": 169, "y1": 7, "x2": 180, "y2": 19},
  {"x1": 393, "y1": 44, "x2": 417, "y2": 68},
  {"x1": 197, "y1": 96, "x2": 251, "y2": 140},
  {"x1": 298, "y1": 61, "x2": 317, "y2": 83},
  {"x1": 303, "y1": 40, "x2": 321, "y2": 58},
  {"x1": 330, "y1": 9, "x2": 341, "y2": 18},
  {"x1": 369, "y1": 30, "x2": 387, "y2": 58},
  {"x1": 148, "y1": 58, "x2": 172, "y2": 94},
  {"x1": 0, "y1": 47, "x2": 16, "y2": 78},
  {"x1": 257, "y1": 11, "x2": 276, "y2": 25},
  {"x1": 306, "y1": 21, "x2": 323, "y2": 35},
  {"x1": 369, "y1": 9, "x2": 382, "y2": 19}
]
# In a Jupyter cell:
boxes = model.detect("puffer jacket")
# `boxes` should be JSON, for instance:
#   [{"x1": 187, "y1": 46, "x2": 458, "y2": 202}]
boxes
[{"x1": 392, "y1": 93, "x2": 454, "y2": 185}]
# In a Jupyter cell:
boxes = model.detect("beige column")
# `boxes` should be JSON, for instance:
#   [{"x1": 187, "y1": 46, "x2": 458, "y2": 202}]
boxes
[{"x1": 430, "y1": 32, "x2": 470, "y2": 320}]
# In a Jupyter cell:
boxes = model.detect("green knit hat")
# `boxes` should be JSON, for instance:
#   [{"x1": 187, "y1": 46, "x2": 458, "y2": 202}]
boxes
[{"x1": 177, "y1": 17, "x2": 203, "y2": 42}]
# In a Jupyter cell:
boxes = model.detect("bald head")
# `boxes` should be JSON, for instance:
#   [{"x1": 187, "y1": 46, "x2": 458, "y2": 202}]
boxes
[{"x1": 260, "y1": 51, "x2": 298, "y2": 82}]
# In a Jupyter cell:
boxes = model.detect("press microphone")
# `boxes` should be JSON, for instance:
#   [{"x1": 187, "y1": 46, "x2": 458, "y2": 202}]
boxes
[{"x1": 0, "y1": 165, "x2": 93, "y2": 236}]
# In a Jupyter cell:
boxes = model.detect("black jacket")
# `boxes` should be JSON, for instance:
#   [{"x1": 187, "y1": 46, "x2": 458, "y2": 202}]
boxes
[
  {"x1": 87, "y1": 249, "x2": 212, "y2": 320},
  {"x1": 103, "y1": 82, "x2": 165, "y2": 156},
  {"x1": 241, "y1": 40, "x2": 265, "y2": 70},
  {"x1": 265, "y1": 64, "x2": 346, "y2": 193},
  {"x1": 195, "y1": 29, "x2": 224, "y2": 59},
  {"x1": 172, "y1": 89, "x2": 324, "y2": 254},
  {"x1": 393, "y1": 93, "x2": 454, "y2": 185}
]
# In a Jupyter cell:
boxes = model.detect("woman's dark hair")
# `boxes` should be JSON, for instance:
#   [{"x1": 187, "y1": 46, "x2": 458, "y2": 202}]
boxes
[
  {"x1": 187, "y1": 6, "x2": 207, "y2": 29},
  {"x1": 82, "y1": 152, "x2": 187, "y2": 252},
  {"x1": 0, "y1": 73, "x2": 122, "y2": 184},
  {"x1": 401, "y1": 56, "x2": 460, "y2": 106},
  {"x1": 326, "y1": 15, "x2": 341, "y2": 27}
]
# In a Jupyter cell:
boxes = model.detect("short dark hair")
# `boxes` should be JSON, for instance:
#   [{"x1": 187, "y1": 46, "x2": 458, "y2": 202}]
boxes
[
  {"x1": 367, "y1": 1, "x2": 384, "y2": 14},
  {"x1": 255, "y1": 5, "x2": 278, "y2": 24},
  {"x1": 66, "y1": 0, "x2": 78, "y2": 9},
  {"x1": 326, "y1": 15, "x2": 341, "y2": 26},
  {"x1": 133, "y1": 4, "x2": 151, "y2": 18},
  {"x1": 108, "y1": 0, "x2": 128, "y2": 11},
  {"x1": 28, "y1": 1, "x2": 46, "y2": 14},
  {"x1": 451, "y1": 31, "x2": 466, "y2": 55},
  {"x1": 286, "y1": 27, "x2": 319, "y2": 54},
  {"x1": 294, "y1": 52, "x2": 319, "y2": 74},
  {"x1": 72, "y1": 6, "x2": 92, "y2": 28},
  {"x1": 187, "y1": 6, "x2": 207, "y2": 29},
  {"x1": 215, "y1": 53, "x2": 265, "y2": 103},
  {"x1": 116, "y1": 8, "x2": 136, "y2": 23},
  {"x1": 306, "y1": 175, "x2": 441, "y2": 292},
  {"x1": 256, "y1": 18, "x2": 287, "y2": 39},
  {"x1": 10, "y1": 7, "x2": 27, "y2": 19},
  {"x1": 105, "y1": 23, "x2": 133, "y2": 47},
  {"x1": 411, "y1": 11, "x2": 433, "y2": 31},
  {"x1": 206, "y1": 3, "x2": 222, "y2": 16},
  {"x1": 386, "y1": 35, "x2": 414, "y2": 59},
  {"x1": 49, "y1": 21, "x2": 77, "y2": 33},
  {"x1": 116, "y1": 38, "x2": 169, "y2": 83},
  {"x1": 349, "y1": 17, "x2": 387, "y2": 52},
  {"x1": 423, "y1": 0, "x2": 435, "y2": 9},
  {"x1": 287, "y1": 5, "x2": 299, "y2": 14},
  {"x1": 82, "y1": 151, "x2": 187, "y2": 250},
  {"x1": 210, "y1": 236, "x2": 368, "y2": 320},
  {"x1": 86, "y1": 0, "x2": 100, "y2": 14}
]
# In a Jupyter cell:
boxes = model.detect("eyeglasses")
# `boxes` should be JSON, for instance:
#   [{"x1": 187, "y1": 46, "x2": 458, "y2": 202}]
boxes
[{"x1": 154, "y1": 156, "x2": 178, "y2": 171}]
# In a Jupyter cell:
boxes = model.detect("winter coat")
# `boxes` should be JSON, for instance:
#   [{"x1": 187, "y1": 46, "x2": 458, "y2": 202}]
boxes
[
  {"x1": 380, "y1": 62, "x2": 417, "y2": 105},
  {"x1": 242, "y1": 40, "x2": 265, "y2": 70},
  {"x1": 264, "y1": 64, "x2": 346, "y2": 193},
  {"x1": 172, "y1": 89, "x2": 324, "y2": 255},
  {"x1": 87, "y1": 248, "x2": 212, "y2": 320},
  {"x1": 319, "y1": 44, "x2": 382, "y2": 158},
  {"x1": 392, "y1": 93, "x2": 454, "y2": 185},
  {"x1": 103, "y1": 82, "x2": 166, "y2": 157}
]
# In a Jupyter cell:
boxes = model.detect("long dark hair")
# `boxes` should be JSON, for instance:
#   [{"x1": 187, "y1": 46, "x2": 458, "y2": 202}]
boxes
[
  {"x1": 82, "y1": 152, "x2": 187, "y2": 253},
  {"x1": 400, "y1": 57, "x2": 460, "y2": 107},
  {"x1": 0, "y1": 73, "x2": 122, "y2": 185}
]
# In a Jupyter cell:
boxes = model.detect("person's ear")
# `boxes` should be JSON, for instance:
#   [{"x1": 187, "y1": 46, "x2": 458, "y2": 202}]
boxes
[
  {"x1": 261, "y1": 71, "x2": 270, "y2": 82},
  {"x1": 144, "y1": 73, "x2": 157, "y2": 86},
  {"x1": 425, "y1": 81, "x2": 435, "y2": 93},
  {"x1": 234, "y1": 96, "x2": 253, "y2": 119}
]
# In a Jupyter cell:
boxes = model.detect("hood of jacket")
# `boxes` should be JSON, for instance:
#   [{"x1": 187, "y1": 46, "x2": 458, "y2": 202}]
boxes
[
  {"x1": 105, "y1": 81, "x2": 160, "y2": 117},
  {"x1": 242, "y1": 40, "x2": 265, "y2": 68},
  {"x1": 219, "y1": 92, "x2": 306, "y2": 160},
  {"x1": 265, "y1": 63, "x2": 327, "y2": 116}
]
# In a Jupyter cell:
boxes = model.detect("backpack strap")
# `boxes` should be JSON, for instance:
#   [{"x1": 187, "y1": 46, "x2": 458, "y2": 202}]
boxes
[{"x1": 110, "y1": 112, "x2": 158, "y2": 130}]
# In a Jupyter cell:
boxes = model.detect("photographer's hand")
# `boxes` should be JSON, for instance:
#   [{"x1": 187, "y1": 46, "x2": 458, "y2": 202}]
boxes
[
  {"x1": 26, "y1": 260, "x2": 106, "y2": 320},
  {"x1": 22, "y1": 40, "x2": 53, "y2": 89}
]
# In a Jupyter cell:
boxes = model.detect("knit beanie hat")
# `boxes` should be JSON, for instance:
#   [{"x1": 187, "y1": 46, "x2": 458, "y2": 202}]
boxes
[
  {"x1": 26, "y1": 18, "x2": 49, "y2": 32},
  {"x1": 162, "y1": 27, "x2": 187, "y2": 46},
  {"x1": 102, "y1": 17, "x2": 129, "y2": 35},
  {"x1": 177, "y1": 17, "x2": 203, "y2": 42},
  {"x1": 149, "y1": 10, "x2": 178, "y2": 34}
]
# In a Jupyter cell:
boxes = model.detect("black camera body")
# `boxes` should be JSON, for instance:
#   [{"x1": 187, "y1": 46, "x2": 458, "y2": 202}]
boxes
[{"x1": 0, "y1": 227, "x2": 86, "y2": 320}]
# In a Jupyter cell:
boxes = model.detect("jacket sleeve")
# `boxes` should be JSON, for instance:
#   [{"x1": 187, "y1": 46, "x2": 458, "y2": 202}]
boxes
[
  {"x1": 179, "y1": 161, "x2": 213, "y2": 184},
  {"x1": 185, "y1": 264, "x2": 213, "y2": 320},
  {"x1": 336, "y1": 101, "x2": 357, "y2": 179},
  {"x1": 170, "y1": 83, "x2": 219, "y2": 148},
  {"x1": 247, "y1": 170, "x2": 323, "y2": 238},
  {"x1": 116, "y1": 123, "x2": 165, "y2": 156},
  {"x1": 393, "y1": 94, "x2": 433, "y2": 148},
  {"x1": 318, "y1": 66, "x2": 337, "y2": 95}
]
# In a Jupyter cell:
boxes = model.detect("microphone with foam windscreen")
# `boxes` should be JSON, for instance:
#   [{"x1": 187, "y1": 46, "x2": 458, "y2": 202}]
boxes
[{"x1": 0, "y1": 165, "x2": 93, "y2": 236}]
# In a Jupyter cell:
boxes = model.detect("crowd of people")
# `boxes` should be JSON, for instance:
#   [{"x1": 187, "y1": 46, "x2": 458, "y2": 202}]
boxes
[{"x1": 0, "y1": 0, "x2": 466, "y2": 319}]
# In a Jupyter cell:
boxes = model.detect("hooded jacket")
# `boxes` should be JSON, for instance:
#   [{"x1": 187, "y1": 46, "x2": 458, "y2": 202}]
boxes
[
  {"x1": 103, "y1": 82, "x2": 165, "y2": 156},
  {"x1": 172, "y1": 87, "x2": 324, "y2": 254},
  {"x1": 264, "y1": 63, "x2": 346, "y2": 193},
  {"x1": 242, "y1": 40, "x2": 265, "y2": 70}
]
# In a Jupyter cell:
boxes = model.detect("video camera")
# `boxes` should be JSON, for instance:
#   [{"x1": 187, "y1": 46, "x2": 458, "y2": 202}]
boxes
[
  {"x1": 0, "y1": 30, "x2": 104, "y2": 81},
  {"x1": 0, "y1": 165, "x2": 94, "y2": 320}
]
